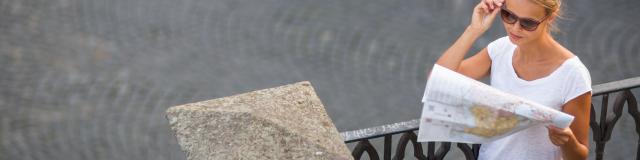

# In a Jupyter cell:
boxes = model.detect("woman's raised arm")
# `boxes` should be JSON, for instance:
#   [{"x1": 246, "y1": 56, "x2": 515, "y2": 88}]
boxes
[{"x1": 434, "y1": 0, "x2": 503, "y2": 80}]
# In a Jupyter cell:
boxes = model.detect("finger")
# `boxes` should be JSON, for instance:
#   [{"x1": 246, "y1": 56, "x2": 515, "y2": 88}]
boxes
[
  {"x1": 547, "y1": 127, "x2": 563, "y2": 140},
  {"x1": 481, "y1": 8, "x2": 500, "y2": 26},
  {"x1": 551, "y1": 136, "x2": 566, "y2": 146},
  {"x1": 479, "y1": 4, "x2": 489, "y2": 14},
  {"x1": 549, "y1": 131, "x2": 571, "y2": 141},
  {"x1": 475, "y1": 2, "x2": 482, "y2": 11},
  {"x1": 547, "y1": 125, "x2": 557, "y2": 135},
  {"x1": 550, "y1": 125, "x2": 573, "y2": 137},
  {"x1": 548, "y1": 128, "x2": 557, "y2": 136},
  {"x1": 549, "y1": 133, "x2": 569, "y2": 146},
  {"x1": 484, "y1": 0, "x2": 494, "y2": 10},
  {"x1": 547, "y1": 125, "x2": 562, "y2": 133},
  {"x1": 493, "y1": 0, "x2": 503, "y2": 7},
  {"x1": 483, "y1": 0, "x2": 490, "y2": 9},
  {"x1": 548, "y1": 133, "x2": 561, "y2": 141},
  {"x1": 549, "y1": 137, "x2": 560, "y2": 146},
  {"x1": 488, "y1": 6, "x2": 500, "y2": 18}
]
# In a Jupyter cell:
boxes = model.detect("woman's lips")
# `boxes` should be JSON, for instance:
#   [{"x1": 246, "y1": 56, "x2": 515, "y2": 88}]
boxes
[{"x1": 509, "y1": 33, "x2": 523, "y2": 40}]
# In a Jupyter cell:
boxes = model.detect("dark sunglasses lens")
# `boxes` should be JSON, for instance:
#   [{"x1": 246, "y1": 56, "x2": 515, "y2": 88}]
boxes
[
  {"x1": 520, "y1": 19, "x2": 539, "y2": 31},
  {"x1": 501, "y1": 10, "x2": 517, "y2": 24}
]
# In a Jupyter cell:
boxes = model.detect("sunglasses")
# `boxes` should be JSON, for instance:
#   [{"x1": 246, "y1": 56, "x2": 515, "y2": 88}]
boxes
[{"x1": 500, "y1": 5, "x2": 550, "y2": 31}]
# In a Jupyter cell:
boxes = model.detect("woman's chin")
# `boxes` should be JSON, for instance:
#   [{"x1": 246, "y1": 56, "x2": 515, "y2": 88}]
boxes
[{"x1": 508, "y1": 35, "x2": 525, "y2": 45}]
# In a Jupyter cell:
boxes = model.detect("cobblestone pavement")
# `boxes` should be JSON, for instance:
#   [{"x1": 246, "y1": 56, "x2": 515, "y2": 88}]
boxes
[{"x1": 1, "y1": 0, "x2": 639, "y2": 159}]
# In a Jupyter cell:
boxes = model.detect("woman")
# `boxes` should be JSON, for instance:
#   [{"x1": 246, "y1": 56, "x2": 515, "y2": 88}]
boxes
[{"x1": 434, "y1": 0, "x2": 591, "y2": 159}]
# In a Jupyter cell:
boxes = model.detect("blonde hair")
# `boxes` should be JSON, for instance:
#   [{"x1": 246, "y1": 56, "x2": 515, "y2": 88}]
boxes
[{"x1": 530, "y1": 0, "x2": 563, "y2": 33}]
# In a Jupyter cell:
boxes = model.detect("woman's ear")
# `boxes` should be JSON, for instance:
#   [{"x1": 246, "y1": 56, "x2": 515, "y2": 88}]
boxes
[
  {"x1": 548, "y1": 13, "x2": 557, "y2": 24},
  {"x1": 544, "y1": 13, "x2": 557, "y2": 33}
]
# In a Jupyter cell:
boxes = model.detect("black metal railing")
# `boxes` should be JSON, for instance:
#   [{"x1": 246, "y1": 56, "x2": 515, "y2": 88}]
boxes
[{"x1": 341, "y1": 77, "x2": 640, "y2": 160}]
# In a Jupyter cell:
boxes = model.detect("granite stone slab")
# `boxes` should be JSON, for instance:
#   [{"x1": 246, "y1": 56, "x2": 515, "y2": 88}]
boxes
[{"x1": 166, "y1": 81, "x2": 352, "y2": 160}]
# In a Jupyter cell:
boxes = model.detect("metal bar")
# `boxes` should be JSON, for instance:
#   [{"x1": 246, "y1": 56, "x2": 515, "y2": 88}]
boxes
[
  {"x1": 384, "y1": 135, "x2": 391, "y2": 160},
  {"x1": 342, "y1": 119, "x2": 419, "y2": 143},
  {"x1": 592, "y1": 77, "x2": 640, "y2": 96},
  {"x1": 600, "y1": 94, "x2": 609, "y2": 138},
  {"x1": 352, "y1": 140, "x2": 380, "y2": 160},
  {"x1": 456, "y1": 143, "x2": 475, "y2": 160}
]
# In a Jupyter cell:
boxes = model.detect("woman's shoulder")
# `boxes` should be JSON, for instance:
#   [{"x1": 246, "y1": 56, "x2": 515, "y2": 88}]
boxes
[
  {"x1": 560, "y1": 56, "x2": 591, "y2": 84},
  {"x1": 492, "y1": 36, "x2": 511, "y2": 43},
  {"x1": 559, "y1": 47, "x2": 589, "y2": 74},
  {"x1": 565, "y1": 56, "x2": 588, "y2": 69},
  {"x1": 559, "y1": 56, "x2": 593, "y2": 103},
  {"x1": 488, "y1": 36, "x2": 512, "y2": 48},
  {"x1": 487, "y1": 36, "x2": 514, "y2": 60}
]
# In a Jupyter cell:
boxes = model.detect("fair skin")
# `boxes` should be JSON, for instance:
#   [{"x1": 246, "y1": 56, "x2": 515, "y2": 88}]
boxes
[{"x1": 433, "y1": 0, "x2": 590, "y2": 159}]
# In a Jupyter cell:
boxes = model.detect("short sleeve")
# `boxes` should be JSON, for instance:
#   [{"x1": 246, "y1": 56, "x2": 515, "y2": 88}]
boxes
[
  {"x1": 563, "y1": 64, "x2": 592, "y2": 104},
  {"x1": 486, "y1": 36, "x2": 510, "y2": 60}
]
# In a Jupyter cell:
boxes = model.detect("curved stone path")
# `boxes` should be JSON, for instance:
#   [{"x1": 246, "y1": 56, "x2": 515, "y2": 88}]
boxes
[{"x1": 0, "y1": 0, "x2": 639, "y2": 159}]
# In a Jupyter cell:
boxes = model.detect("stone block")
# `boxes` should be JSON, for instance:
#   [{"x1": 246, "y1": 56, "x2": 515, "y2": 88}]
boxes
[{"x1": 166, "y1": 81, "x2": 352, "y2": 160}]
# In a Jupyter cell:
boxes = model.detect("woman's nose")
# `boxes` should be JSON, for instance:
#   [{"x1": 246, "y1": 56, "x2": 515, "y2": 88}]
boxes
[{"x1": 512, "y1": 21, "x2": 525, "y2": 31}]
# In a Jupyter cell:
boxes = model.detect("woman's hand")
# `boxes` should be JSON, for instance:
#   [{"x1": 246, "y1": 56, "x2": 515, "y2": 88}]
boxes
[
  {"x1": 435, "y1": 0, "x2": 503, "y2": 74},
  {"x1": 469, "y1": 0, "x2": 504, "y2": 34},
  {"x1": 547, "y1": 125, "x2": 576, "y2": 147}
]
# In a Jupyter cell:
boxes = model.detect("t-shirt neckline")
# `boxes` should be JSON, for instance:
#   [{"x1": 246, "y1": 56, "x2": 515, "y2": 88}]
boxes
[{"x1": 508, "y1": 46, "x2": 577, "y2": 85}]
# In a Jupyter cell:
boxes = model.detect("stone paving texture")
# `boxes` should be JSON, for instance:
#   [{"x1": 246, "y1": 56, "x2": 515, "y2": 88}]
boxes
[
  {"x1": 1, "y1": 0, "x2": 639, "y2": 159},
  {"x1": 166, "y1": 81, "x2": 351, "y2": 160}
]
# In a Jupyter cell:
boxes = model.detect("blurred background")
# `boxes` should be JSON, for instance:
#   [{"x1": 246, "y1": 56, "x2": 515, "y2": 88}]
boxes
[{"x1": 1, "y1": 0, "x2": 639, "y2": 159}]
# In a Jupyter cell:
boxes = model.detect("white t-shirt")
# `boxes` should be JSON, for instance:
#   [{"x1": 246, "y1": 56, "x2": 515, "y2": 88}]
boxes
[{"x1": 477, "y1": 37, "x2": 592, "y2": 160}]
